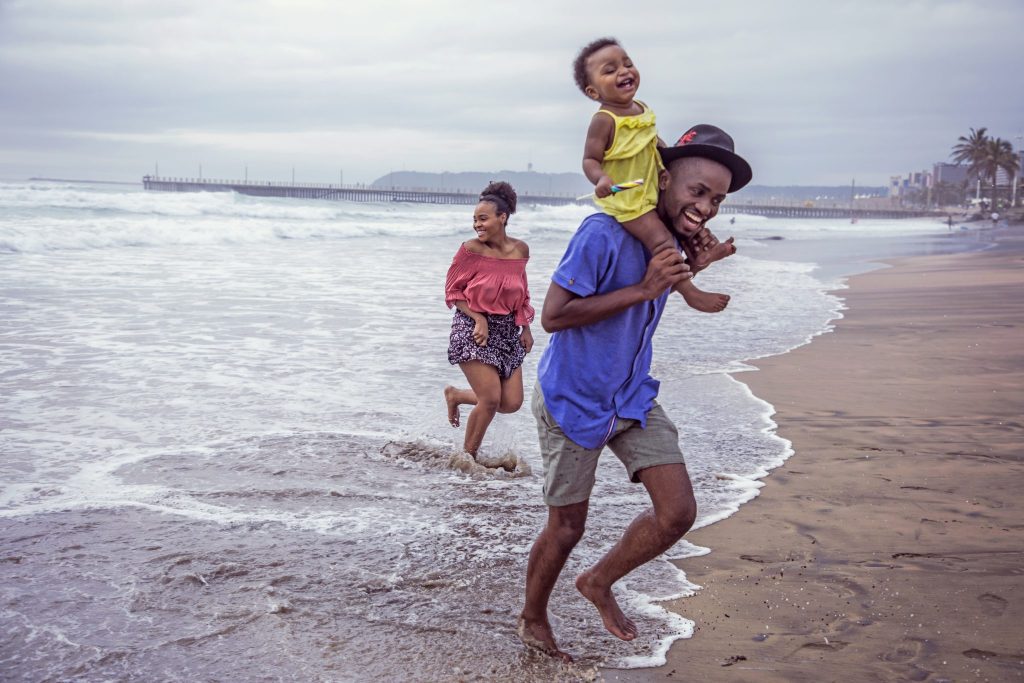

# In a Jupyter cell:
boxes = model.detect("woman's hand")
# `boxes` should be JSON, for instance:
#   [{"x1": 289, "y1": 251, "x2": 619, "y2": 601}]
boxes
[
  {"x1": 472, "y1": 317, "x2": 489, "y2": 346},
  {"x1": 519, "y1": 326, "x2": 534, "y2": 353}
]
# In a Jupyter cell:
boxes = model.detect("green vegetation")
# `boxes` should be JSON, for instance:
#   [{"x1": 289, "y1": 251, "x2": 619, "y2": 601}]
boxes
[{"x1": 951, "y1": 127, "x2": 1020, "y2": 210}]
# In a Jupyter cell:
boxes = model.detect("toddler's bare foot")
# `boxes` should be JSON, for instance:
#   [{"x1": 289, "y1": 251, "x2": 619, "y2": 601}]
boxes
[
  {"x1": 686, "y1": 235, "x2": 736, "y2": 270},
  {"x1": 677, "y1": 279, "x2": 730, "y2": 313},
  {"x1": 679, "y1": 225, "x2": 735, "y2": 271},
  {"x1": 444, "y1": 386, "x2": 460, "y2": 427},
  {"x1": 575, "y1": 570, "x2": 637, "y2": 641},
  {"x1": 517, "y1": 615, "x2": 573, "y2": 662}
]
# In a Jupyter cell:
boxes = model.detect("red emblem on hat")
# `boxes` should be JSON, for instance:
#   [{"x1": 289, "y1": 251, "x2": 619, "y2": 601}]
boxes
[{"x1": 678, "y1": 130, "x2": 698, "y2": 145}]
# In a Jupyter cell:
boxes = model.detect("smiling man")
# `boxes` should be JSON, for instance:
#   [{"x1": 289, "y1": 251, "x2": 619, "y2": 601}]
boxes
[{"x1": 518, "y1": 125, "x2": 753, "y2": 661}]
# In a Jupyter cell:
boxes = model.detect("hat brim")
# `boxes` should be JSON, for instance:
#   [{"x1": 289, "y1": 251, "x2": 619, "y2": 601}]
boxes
[{"x1": 659, "y1": 144, "x2": 753, "y2": 193}]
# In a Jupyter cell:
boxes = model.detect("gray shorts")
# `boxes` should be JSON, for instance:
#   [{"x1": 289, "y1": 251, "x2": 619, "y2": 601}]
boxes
[{"x1": 532, "y1": 386, "x2": 686, "y2": 507}]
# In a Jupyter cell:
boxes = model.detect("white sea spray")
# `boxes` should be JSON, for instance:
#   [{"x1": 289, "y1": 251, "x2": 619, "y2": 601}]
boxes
[{"x1": 0, "y1": 179, "x2": 977, "y2": 679}]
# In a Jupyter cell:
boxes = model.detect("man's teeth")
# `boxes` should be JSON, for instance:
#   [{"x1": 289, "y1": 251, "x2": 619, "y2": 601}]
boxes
[{"x1": 684, "y1": 211, "x2": 703, "y2": 223}]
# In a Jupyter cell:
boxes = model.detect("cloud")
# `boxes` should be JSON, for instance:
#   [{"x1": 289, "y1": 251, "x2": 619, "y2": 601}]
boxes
[{"x1": 1, "y1": 0, "x2": 1021, "y2": 184}]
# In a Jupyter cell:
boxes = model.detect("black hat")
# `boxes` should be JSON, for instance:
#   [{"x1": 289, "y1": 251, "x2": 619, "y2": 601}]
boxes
[{"x1": 659, "y1": 124, "x2": 753, "y2": 193}]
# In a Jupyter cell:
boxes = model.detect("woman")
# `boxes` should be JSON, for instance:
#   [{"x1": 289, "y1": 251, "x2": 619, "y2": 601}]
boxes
[{"x1": 444, "y1": 181, "x2": 534, "y2": 460}]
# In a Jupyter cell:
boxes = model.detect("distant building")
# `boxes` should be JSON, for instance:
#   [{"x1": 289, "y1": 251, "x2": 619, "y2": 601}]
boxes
[
  {"x1": 932, "y1": 162, "x2": 968, "y2": 186},
  {"x1": 994, "y1": 153, "x2": 1022, "y2": 186},
  {"x1": 888, "y1": 175, "x2": 903, "y2": 197},
  {"x1": 890, "y1": 170, "x2": 931, "y2": 198}
]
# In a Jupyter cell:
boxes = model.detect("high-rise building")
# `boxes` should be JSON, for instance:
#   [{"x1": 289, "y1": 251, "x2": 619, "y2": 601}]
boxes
[{"x1": 932, "y1": 162, "x2": 969, "y2": 185}]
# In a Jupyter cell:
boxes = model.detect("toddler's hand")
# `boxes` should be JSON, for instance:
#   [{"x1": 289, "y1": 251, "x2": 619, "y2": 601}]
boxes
[{"x1": 595, "y1": 177, "x2": 614, "y2": 199}]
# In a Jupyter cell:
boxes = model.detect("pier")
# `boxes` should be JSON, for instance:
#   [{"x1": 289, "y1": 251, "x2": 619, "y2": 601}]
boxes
[
  {"x1": 141, "y1": 176, "x2": 940, "y2": 219},
  {"x1": 141, "y1": 176, "x2": 574, "y2": 207}
]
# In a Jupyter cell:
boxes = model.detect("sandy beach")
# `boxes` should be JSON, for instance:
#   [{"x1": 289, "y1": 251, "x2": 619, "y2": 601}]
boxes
[{"x1": 609, "y1": 225, "x2": 1024, "y2": 682}]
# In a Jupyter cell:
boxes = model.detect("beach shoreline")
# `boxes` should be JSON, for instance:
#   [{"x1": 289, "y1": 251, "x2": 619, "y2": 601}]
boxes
[{"x1": 608, "y1": 224, "x2": 1024, "y2": 682}]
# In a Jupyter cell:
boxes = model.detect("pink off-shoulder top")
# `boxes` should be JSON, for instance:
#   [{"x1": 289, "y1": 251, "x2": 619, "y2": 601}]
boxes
[{"x1": 444, "y1": 244, "x2": 535, "y2": 326}]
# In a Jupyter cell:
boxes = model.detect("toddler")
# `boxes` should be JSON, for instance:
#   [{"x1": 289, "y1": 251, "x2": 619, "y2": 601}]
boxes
[{"x1": 573, "y1": 37, "x2": 733, "y2": 312}]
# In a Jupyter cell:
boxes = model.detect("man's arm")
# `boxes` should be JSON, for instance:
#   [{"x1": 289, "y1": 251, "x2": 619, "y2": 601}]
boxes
[{"x1": 541, "y1": 249, "x2": 690, "y2": 332}]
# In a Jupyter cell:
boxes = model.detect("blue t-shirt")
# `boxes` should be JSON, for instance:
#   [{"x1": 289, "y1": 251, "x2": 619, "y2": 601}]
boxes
[{"x1": 537, "y1": 213, "x2": 671, "y2": 449}]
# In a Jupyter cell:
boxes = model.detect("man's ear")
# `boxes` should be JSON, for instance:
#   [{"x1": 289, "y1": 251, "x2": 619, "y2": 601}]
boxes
[{"x1": 658, "y1": 168, "x2": 669, "y2": 192}]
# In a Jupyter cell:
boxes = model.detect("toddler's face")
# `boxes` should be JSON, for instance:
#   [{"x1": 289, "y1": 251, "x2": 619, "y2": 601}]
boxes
[{"x1": 584, "y1": 44, "x2": 640, "y2": 107}]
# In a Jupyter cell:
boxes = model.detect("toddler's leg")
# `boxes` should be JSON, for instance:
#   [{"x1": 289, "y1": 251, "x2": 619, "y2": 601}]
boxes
[
  {"x1": 621, "y1": 212, "x2": 730, "y2": 314},
  {"x1": 620, "y1": 210, "x2": 678, "y2": 258}
]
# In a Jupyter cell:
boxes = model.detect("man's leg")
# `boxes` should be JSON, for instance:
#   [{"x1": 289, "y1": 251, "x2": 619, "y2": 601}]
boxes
[
  {"x1": 519, "y1": 501, "x2": 588, "y2": 662},
  {"x1": 576, "y1": 462, "x2": 696, "y2": 640},
  {"x1": 521, "y1": 387, "x2": 603, "y2": 660}
]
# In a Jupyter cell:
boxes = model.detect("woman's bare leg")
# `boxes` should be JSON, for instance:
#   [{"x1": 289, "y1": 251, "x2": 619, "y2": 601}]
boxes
[
  {"x1": 458, "y1": 361, "x2": 502, "y2": 456},
  {"x1": 446, "y1": 364, "x2": 522, "y2": 426},
  {"x1": 497, "y1": 367, "x2": 524, "y2": 414},
  {"x1": 444, "y1": 385, "x2": 477, "y2": 427}
]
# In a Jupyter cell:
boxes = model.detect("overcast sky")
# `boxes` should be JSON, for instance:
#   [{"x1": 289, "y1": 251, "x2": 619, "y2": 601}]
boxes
[{"x1": 1, "y1": 0, "x2": 1021, "y2": 186}]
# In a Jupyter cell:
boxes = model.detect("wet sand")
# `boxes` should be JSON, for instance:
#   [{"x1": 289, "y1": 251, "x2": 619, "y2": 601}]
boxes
[{"x1": 608, "y1": 226, "x2": 1024, "y2": 681}]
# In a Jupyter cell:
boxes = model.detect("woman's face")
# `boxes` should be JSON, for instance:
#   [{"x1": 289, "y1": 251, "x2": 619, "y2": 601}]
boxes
[{"x1": 473, "y1": 202, "x2": 505, "y2": 242}]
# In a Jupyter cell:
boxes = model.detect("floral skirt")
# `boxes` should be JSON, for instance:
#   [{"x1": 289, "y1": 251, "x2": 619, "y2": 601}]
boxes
[{"x1": 447, "y1": 310, "x2": 526, "y2": 380}]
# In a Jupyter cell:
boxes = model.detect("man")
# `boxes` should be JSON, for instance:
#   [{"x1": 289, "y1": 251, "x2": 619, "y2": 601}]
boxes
[{"x1": 518, "y1": 125, "x2": 753, "y2": 661}]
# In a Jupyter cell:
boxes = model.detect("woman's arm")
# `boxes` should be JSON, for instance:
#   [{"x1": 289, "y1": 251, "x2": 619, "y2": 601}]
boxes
[
  {"x1": 454, "y1": 300, "x2": 489, "y2": 346},
  {"x1": 541, "y1": 249, "x2": 691, "y2": 332},
  {"x1": 519, "y1": 324, "x2": 534, "y2": 353}
]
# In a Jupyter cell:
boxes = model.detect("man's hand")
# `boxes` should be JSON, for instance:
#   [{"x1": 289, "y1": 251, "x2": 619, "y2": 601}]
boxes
[
  {"x1": 679, "y1": 225, "x2": 735, "y2": 274},
  {"x1": 639, "y1": 249, "x2": 692, "y2": 299}
]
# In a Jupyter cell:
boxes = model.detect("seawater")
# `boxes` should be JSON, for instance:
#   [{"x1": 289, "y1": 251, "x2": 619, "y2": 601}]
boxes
[{"x1": 0, "y1": 180, "x2": 983, "y2": 681}]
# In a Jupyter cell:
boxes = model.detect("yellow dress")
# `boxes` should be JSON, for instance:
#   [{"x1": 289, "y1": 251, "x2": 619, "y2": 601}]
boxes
[{"x1": 593, "y1": 101, "x2": 664, "y2": 223}]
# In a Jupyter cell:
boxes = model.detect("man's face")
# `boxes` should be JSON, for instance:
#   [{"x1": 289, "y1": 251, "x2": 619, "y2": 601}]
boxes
[{"x1": 657, "y1": 157, "x2": 732, "y2": 237}]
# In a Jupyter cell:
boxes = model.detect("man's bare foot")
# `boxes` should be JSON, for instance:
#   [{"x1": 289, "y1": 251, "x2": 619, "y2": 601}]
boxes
[
  {"x1": 575, "y1": 570, "x2": 637, "y2": 641},
  {"x1": 444, "y1": 386, "x2": 460, "y2": 427},
  {"x1": 676, "y1": 279, "x2": 730, "y2": 313},
  {"x1": 517, "y1": 615, "x2": 573, "y2": 662}
]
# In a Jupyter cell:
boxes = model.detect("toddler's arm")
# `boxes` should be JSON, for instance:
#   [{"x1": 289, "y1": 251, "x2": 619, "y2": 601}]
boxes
[{"x1": 582, "y1": 113, "x2": 615, "y2": 198}]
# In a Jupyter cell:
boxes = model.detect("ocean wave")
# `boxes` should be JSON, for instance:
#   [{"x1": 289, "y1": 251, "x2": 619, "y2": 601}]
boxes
[{"x1": 0, "y1": 181, "x2": 597, "y2": 253}]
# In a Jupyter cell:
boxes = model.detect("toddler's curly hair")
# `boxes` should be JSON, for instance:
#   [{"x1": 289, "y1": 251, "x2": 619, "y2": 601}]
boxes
[{"x1": 572, "y1": 37, "x2": 620, "y2": 94}]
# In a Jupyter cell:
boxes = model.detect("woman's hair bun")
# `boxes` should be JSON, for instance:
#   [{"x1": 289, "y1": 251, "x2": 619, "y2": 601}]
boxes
[{"x1": 479, "y1": 181, "x2": 517, "y2": 215}]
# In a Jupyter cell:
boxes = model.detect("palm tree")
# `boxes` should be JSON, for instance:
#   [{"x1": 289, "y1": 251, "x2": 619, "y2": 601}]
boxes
[
  {"x1": 975, "y1": 138, "x2": 1018, "y2": 211},
  {"x1": 951, "y1": 127, "x2": 988, "y2": 166},
  {"x1": 951, "y1": 127, "x2": 988, "y2": 200}
]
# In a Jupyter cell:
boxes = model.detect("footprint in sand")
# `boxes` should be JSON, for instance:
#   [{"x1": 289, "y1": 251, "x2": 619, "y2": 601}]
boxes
[
  {"x1": 797, "y1": 640, "x2": 849, "y2": 654},
  {"x1": 963, "y1": 648, "x2": 1024, "y2": 667},
  {"x1": 882, "y1": 637, "x2": 926, "y2": 664},
  {"x1": 977, "y1": 592, "x2": 1007, "y2": 616}
]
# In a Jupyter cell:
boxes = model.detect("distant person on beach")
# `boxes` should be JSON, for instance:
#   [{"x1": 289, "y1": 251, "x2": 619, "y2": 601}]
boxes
[
  {"x1": 518, "y1": 125, "x2": 752, "y2": 660},
  {"x1": 444, "y1": 182, "x2": 534, "y2": 464},
  {"x1": 574, "y1": 37, "x2": 737, "y2": 314},
  {"x1": 991, "y1": 211, "x2": 1000, "y2": 227}
]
